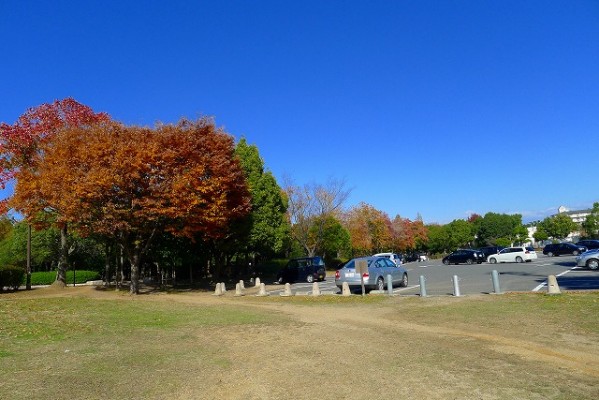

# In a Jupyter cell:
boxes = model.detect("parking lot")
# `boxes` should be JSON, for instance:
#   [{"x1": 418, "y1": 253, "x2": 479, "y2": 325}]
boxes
[{"x1": 268, "y1": 254, "x2": 599, "y2": 296}]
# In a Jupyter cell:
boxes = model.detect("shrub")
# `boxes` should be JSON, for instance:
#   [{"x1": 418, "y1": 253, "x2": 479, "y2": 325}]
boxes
[
  {"x1": 0, "y1": 265, "x2": 25, "y2": 291},
  {"x1": 26, "y1": 270, "x2": 100, "y2": 286}
]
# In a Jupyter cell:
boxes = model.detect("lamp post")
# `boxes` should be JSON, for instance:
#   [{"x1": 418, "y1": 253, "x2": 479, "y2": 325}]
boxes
[{"x1": 26, "y1": 224, "x2": 31, "y2": 290}]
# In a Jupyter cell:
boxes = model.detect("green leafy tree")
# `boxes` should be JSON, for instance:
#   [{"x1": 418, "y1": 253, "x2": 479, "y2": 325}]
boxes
[
  {"x1": 425, "y1": 224, "x2": 450, "y2": 254},
  {"x1": 538, "y1": 214, "x2": 578, "y2": 240},
  {"x1": 235, "y1": 138, "x2": 290, "y2": 258},
  {"x1": 445, "y1": 219, "x2": 475, "y2": 249},
  {"x1": 533, "y1": 229, "x2": 549, "y2": 243},
  {"x1": 581, "y1": 202, "x2": 599, "y2": 239},
  {"x1": 476, "y1": 213, "x2": 527, "y2": 246},
  {"x1": 310, "y1": 215, "x2": 351, "y2": 262},
  {"x1": 0, "y1": 221, "x2": 60, "y2": 269}
]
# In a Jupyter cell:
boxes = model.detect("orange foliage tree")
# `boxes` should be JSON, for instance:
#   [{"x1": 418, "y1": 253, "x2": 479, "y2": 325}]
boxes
[
  {"x1": 13, "y1": 118, "x2": 251, "y2": 294},
  {"x1": 391, "y1": 215, "x2": 429, "y2": 252},
  {"x1": 343, "y1": 202, "x2": 393, "y2": 256},
  {"x1": 1, "y1": 98, "x2": 110, "y2": 285}
]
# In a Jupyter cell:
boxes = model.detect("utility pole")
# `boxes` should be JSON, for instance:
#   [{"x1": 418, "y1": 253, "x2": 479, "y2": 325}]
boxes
[{"x1": 26, "y1": 224, "x2": 32, "y2": 290}]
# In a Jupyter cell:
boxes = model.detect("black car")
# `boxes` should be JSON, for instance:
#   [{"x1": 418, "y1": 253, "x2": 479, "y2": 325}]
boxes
[
  {"x1": 543, "y1": 243, "x2": 587, "y2": 257},
  {"x1": 576, "y1": 240, "x2": 599, "y2": 250},
  {"x1": 277, "y1": 256, "x2": 326, "y2": 284},
  {"x1": 477, "y1": 246, "x2": 506, "y2": 259},
  {"x1": 402, "y1": 253, "x2": 419, "y2": 263},
  {"x1": 442, "y1": 249, "x2": 485, "y2": 265}
]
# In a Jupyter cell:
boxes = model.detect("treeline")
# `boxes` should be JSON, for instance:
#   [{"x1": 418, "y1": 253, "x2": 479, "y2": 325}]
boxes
[{"x1": 2, "y1": 99, "x2": 595, "y2": 293}]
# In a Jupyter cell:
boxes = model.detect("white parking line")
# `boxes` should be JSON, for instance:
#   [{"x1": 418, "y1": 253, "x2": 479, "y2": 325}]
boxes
[
  {"x1": 393, "y1": 285, "x2": 419, "y2": 293},
  {"x1": 532, "y1": 268, "x2": 574, "y2": 292}
]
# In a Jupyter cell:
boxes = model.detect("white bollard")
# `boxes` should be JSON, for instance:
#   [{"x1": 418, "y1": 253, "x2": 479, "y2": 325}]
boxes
[
  {"x1": 212, "y1": 282, "x2": 223, "y2": 296},
  {"x1": 255, "y1": 277, "x2": 261, "y2": 287},
  {"x1": 220, "y1": 282, "x2": 226, "y2": 293},
  {"x1": 312, "y1": 282, "x2": 320, "y2": 296},
  {"x1": 256, "y1": 283, "x2": 268, "y2": 297},
  {"x1": 280, "y1": 283, "x2": 293, "y2": 297},
  {"x1": 547, "y1": 275, "x2": 561, "y2": 294},
  {"x1": 234, "y1": 282, "x2": 245, "y2": 297},
  {"x1": 342, "y1": 282, "x2": 351, "y2": 296},
  {"x1": 452, "y1": 275, "x2": 461, "y2": 297},
  {"x1": 239, "y1": 280, "x2": 245, "y2": 290}
]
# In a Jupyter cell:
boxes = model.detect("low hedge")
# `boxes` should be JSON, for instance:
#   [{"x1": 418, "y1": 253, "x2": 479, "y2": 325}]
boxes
[
  {"x1": 0, "y1": 266, "x2": 26, "y2": 291},
  {"x1": 26, "y1": 270, "x2": 101, "y2": 286}
]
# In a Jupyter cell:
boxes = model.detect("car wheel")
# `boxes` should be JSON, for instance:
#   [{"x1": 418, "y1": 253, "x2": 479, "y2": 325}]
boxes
[
  {"x1": 306, "y1": 274, "x2": 314, "y2": 283},
  {"x1": 515, "y1": 256, "x2": 523, "y2": 263},
  {"x1": 400, "y1": 273, "x2": 408, "y2": 287},
  {"x1": 489, "y1": 257, "x2": 497, "y2": 264},
  {"x1": 376, "y1": 277, "x2": 385, "y2": 291},
  {"x1": 587, "y1": 259, "x2": 599, "y2": 270},
  {"x1": 547, "y1": 252, "x2": 554, "y2": 257},
  {"x1": 443, "y1": 259, "x2": 449, "y2": 265},
  {"x1": 573, "y1": 251, "x2": 579, "y2": 256},
  {"x1": 466, "y1": 259, "x2": 473, "y2": 265}
]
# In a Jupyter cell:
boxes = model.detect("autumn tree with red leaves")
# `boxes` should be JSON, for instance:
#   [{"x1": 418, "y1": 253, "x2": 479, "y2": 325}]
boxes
[
  {"x1": 0, "y1": 98, "x2": 110, "y2": 286},
  {"x1": 13, "y1": 118, "x2": 250, "y2": 294},
  {"x1": 343, "y1": 202, "x2": 393, "y2": 255}
]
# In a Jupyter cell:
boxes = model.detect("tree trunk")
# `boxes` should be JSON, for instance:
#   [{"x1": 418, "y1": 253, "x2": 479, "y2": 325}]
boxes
[
  {"x1": 128, "y1": 242, "x2": 142, "y2": 295},
  {"x1": 104, "y1": 242, "x2": 111, "y2": 287},
  {"x1": 54, "y1": 224, "x2": 68, "y2": 287}
]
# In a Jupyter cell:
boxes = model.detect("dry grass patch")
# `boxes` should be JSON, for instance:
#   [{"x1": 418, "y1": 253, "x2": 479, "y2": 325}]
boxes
[{"x1": 1, "y1": 287, "x2": 598, "y2": 399}]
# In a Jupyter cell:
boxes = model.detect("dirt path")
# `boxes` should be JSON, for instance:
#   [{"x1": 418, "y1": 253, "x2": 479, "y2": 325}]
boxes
[{"x1": 6, "y1": 286, "x2": 599, "y2": 399}]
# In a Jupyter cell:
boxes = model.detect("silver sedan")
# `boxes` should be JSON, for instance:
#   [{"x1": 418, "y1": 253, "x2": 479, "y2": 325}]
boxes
[
  {"x1": 335, "y1": 256, "x2": 408, "y2": 292},
  {"x1": 576, "y1": 249, "x2": 599, "y2": 270}
]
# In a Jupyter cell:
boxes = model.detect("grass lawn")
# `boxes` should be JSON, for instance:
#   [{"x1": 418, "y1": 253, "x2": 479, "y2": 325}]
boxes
[{"x1": 1, "y1": 286, "x2": 598, "y2": 399}]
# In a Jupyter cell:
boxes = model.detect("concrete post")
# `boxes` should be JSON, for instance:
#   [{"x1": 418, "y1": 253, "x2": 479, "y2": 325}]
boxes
[
  {"x1": 255, "y1": 277, "x2": 261, "y2": 287},
  {"x1": 419, "y1": 275, "x2": 427, "y2": 297},
  {"x1": 312, "y1": 282, "x2": 320, "y2": 296},
  {"x1": 239, "y1": 280, "x2": 245, "y2": 290},
  {"x1": 256, "y1": 283, "x2": 268, "y2": 297},
  {"x1": 212, "y1": 282, "x2": 223, "y2": 296},
  {"x1": 342, "y1": 282, "x2": 351, "y2": 296},
  {"x1": 386, "y1": 274, "x2": 393, "y2": 296},
  {"x1": 547, "y1": 275, "x2": 561, "y2": 294},
  {"x1": 491, "y1": 270, "x2": 502, "y2": 294},
  {"x1": 220, "y1": 282, "x2": 226, "y2": 293},
  {"x1": 234, "y1": 282, "x2": 244, "y2": 297},
  {"x1": 280, "y1": 283, "x2": 293, "y2": 297},
  {"x1": 452, "y1": 275, "x2": 461, "y2": 297}
]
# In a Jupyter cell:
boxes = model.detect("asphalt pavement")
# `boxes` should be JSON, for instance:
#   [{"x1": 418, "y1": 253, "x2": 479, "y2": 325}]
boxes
[{"x1": 267, "y1": 254, "x2": 599, "y2": 296}]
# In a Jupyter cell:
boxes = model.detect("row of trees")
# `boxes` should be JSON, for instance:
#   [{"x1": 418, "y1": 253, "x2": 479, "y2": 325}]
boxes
[
  {"x1": 1, "y1": 99, "x2": 290, "y2": 294},
  {"x1": 1, "y1": 98, "x2": 594, "y2": 293}
]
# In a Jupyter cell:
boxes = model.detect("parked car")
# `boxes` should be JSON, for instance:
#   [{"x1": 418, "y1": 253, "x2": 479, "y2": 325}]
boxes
[
  {"x1": 477, "y1": 246, "x2": 506, "y2": 259},
  {"x1": 335, "y1": 256, "x2": 408, "y2": 292},
  {"x1": 442, "y1": 249, "x2": 485, "y2": 265},
  {"x1": 575, "y1": 249, "x2": 599, "y2": 270},
  {"x1": 402, "y1": 253, "x2": 419, "y2": 263},
  {"x1": 277, "y1": 256, "x2": 326, "y2": 284},
  {"x1": 487, "y1": 246, "x2": 538, "y2": 263},
  {"x1": 575, "y1": 240, "x2": 599, "y2": 251},
  {"x1": 542, "y1": 243, "x2": 587, "y2": 257},
  {"x1": 373, "y1": 252, "x2": 403, "y2": 266}
]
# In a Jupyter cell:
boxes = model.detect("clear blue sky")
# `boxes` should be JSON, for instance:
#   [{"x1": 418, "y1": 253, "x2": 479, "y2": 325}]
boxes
[{"x1": 1, "y1": 1, "x2": 598, "y2": 224}]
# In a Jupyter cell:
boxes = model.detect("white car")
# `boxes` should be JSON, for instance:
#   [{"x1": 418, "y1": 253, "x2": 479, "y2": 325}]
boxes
[
  {"x1": 373, "y1": 252, "x2": 402, "y2": 266},
  {"x1": 487, "y1": 246, "x2": 538, "y2": 263}
]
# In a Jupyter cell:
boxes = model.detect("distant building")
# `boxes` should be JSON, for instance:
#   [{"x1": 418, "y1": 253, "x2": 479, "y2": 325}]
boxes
[
  {"x1": 557, "y1": 205, "x2": 591, "y2": 224},
  {"x1": 526, "y1": 205, "x2": 592, "y2": 246}
]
